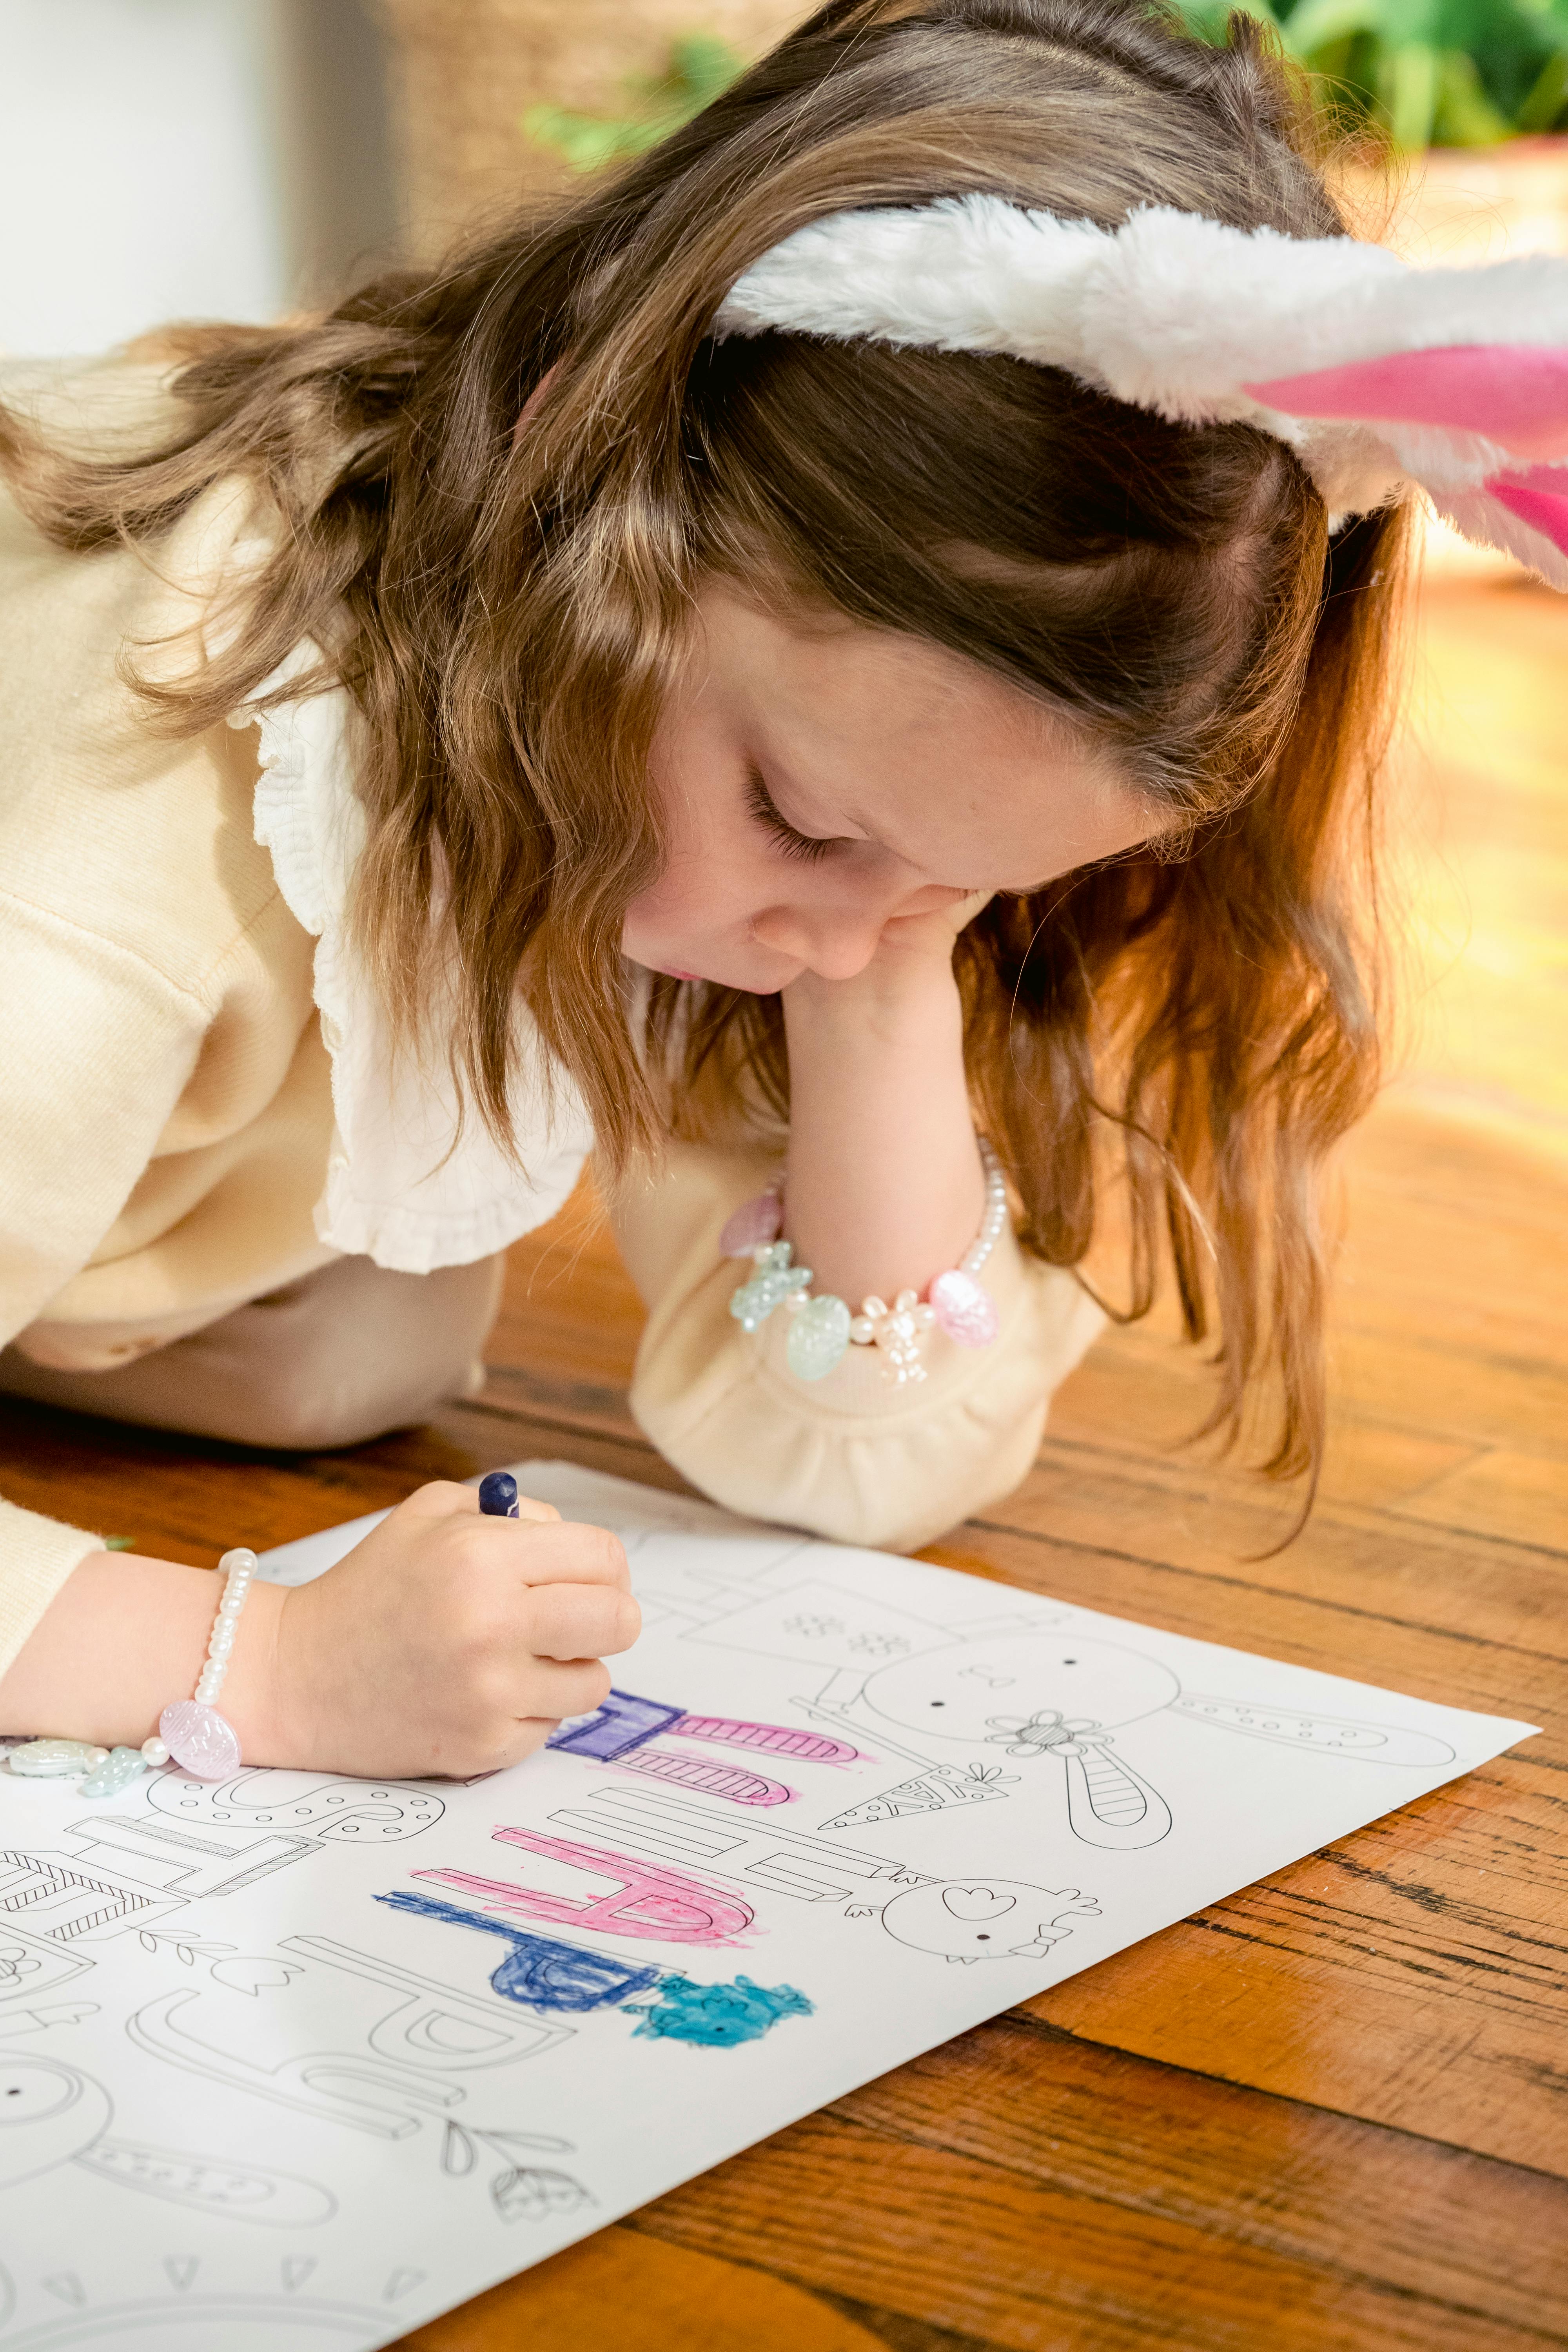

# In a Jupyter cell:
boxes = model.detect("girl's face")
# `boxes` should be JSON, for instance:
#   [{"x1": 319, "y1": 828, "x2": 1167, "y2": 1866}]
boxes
[{"x1": 621, "y1": 580, "x2": 1156, "y2": 993}]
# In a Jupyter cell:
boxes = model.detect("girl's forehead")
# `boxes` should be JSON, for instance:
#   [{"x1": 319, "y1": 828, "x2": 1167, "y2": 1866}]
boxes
[
  {"x1": 697, "y1": 583, "x2": 1146, "y2": 883},
  {"x1": 705, "y1": 581, "x2": 1039, "y2": 730}
]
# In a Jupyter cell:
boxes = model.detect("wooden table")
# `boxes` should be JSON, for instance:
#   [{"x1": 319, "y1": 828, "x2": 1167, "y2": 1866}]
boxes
[{"x1": 2, "y1": 579, "x2": 1563, "y2": 2349}]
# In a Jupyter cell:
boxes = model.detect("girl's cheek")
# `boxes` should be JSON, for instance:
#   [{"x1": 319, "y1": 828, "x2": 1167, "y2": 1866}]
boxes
[{"x1": 622, "y1": 866, "x2": 739, "y2": 962}]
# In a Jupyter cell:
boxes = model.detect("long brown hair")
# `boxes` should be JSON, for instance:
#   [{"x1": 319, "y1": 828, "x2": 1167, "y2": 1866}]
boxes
[{"x1": 0, "y1": 0, "x2": 1409, "y2": 1494}]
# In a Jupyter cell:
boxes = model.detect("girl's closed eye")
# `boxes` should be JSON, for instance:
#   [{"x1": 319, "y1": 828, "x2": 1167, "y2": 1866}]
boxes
[{"x1": 745, "y1": 767, "x2": 849, "y2": 866}]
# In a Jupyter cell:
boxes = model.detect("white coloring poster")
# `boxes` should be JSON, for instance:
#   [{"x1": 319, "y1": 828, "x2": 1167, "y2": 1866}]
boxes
[{"x1": 0, "y1": 1461, "x2": 1537, "y2": 2348}]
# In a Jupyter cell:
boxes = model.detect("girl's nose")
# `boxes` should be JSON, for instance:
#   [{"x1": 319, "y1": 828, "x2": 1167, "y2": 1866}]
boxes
[{"x1": 750, "y1": 903, "x2": 887, "y2": 981}]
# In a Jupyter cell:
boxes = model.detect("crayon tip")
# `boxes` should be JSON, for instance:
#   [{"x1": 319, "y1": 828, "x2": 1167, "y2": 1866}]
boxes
[{"x1": 477, "y1": 1470, "x2": 520, "y2": 1519}]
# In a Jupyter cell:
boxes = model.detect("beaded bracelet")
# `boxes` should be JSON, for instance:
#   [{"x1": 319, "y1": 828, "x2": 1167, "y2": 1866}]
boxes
[
  {"x1": 158, "y1": 1546, "x2": 257, "y2": 1780},
  {"x1": 722, "y1": 1138, "x2": 1010, "y2": 1385},
  {"x1": 5, "y1": 1546, "x2": 256, "y2": 1797}
]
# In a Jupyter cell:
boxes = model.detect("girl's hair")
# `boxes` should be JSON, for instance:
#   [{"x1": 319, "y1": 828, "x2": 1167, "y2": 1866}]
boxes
[{"x1": 0, "y1": 0, "x2": 1409, "y2": 1500}]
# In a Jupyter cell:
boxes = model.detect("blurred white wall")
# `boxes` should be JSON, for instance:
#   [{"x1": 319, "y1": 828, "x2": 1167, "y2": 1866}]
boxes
[{"x1": 0, "y1": 0, "x2": 398, "y2": 358}]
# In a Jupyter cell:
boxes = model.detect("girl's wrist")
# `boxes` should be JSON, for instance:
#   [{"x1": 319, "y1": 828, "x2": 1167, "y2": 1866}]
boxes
[
  {"x1": 214, "y1": 1575, "x2": 289, "y2": 1762},
  {"x1": 0, "y1": 1550, "x2": 287, "y2": 1762}
]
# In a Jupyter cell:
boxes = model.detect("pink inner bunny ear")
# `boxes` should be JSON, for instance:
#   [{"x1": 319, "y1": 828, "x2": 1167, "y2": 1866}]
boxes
[
  {"x1": 1244, "y1": 346, "x2": 1568, "y2": 460},
  {"x1": 1487, "y1": 464, "x2": 1568, "y2": 559}
]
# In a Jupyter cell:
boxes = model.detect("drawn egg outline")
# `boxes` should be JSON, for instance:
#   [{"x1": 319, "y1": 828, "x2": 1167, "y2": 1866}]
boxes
[
  {"x1": 858, "y1": 1634, "x2": 1180, "y2": 1746},
  {"x1": 0, "y1": 2058, "x2": 111, "y2": 2190}
]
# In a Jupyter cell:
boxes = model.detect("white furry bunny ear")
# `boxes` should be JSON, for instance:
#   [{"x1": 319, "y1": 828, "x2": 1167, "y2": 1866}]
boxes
[{"x1": 714, "y1": 194, "x2": 1568, "y2": 588}]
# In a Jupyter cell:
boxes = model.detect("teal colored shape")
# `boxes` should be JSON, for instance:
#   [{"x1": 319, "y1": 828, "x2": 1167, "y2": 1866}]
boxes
[
  {"x1": 786, "y1": 1293, "x2": 851, "y2": 1379},
  {"x1": 80, "y1": 1746, "x2": 149, "y2": 1798},
  {"x1": 729, "y1": 1241, "x2": 811, "y2": 1332},
  {"x1": 628, "y1": 1974, "x2": 814, "y2": 2047}
]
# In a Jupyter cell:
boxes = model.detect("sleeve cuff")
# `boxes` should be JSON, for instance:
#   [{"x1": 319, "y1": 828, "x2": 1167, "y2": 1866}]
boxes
[
  {"x1": 619, "y1": 1144, "x2": 1106, "y2": 1553},
  {"x1": 0, "y1": 1499, "x2": 105, "y2": 1681}
]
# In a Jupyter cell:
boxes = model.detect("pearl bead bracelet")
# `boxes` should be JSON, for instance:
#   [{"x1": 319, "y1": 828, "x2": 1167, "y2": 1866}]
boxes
[
  {"x1": 158, "y1": 1546, "x2": 257, "y2": 1780},
  {"x1": 723, "y1": 1138, "x2": 1010, "y2": 1385},
  {"x1": 5, "y1": 1545, "x2": 256, "y2": 1797}
]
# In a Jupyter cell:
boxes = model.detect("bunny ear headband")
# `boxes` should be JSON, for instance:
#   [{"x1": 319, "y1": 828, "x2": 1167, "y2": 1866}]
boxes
[{"x1": 712, "y1": 195, "x2": 1568, "y2": 587}]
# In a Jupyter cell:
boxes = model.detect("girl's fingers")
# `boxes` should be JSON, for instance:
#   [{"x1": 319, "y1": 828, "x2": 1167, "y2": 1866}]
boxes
[
  {"x1": 495, "y1": 1519, "x2": 631, "y2": 1590},
  {"x1": 526, "y1": 1583, "x2": 642, "y2": 1662},
  {"x1": 952, "y1": 887, "x2": 994, "y2": 929},
  {"x1": 399, "y1": 1479, "x2": 562, "y2": 1527},
  {"x1": 401, "y1": 1479, "x2": 488, "y2": 1519},
  {"x1": 516, "y1": 1657, "x2": 615, "y2": 1722},
  {"x1": 507, "y1": 1493, "x2": 561, "y2": 1527}
]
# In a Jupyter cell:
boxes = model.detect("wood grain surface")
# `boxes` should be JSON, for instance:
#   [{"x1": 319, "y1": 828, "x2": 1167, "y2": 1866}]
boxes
[{"x1": 2, "y1": 577, "x2": 1563, "y2": 2349}]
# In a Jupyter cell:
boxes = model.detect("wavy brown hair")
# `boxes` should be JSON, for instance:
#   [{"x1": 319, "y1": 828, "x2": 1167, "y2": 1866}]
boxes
[{"x1": 0, "y1": 0, "x2": 1409, "y2": 1496}]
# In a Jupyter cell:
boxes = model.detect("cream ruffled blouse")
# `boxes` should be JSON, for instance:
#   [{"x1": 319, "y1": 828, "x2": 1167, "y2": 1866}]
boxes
[{"x1": 239, "y1": 652, "x2": 595, "y2": 1275}]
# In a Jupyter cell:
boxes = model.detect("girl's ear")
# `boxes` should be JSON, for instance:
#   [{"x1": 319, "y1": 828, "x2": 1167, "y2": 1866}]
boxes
[{"x1": 1244, "y1": 346, "x2": 1568, "y2": 461}]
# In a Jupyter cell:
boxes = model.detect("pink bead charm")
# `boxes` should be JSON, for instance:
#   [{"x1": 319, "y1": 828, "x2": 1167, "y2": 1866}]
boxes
[
  {"x1": 720, "y1": 1191, "x2": 783, "y2": 1257},
  {"x1": 929, "y1": 1267, "x2": 1000, "y2": 1347},
  {"x1": 159, "y1": 1699, "x2": 241, "y2": 1782}
]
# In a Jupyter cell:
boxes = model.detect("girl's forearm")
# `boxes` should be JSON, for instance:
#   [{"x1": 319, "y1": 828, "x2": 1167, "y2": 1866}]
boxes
[
  {"x1": 781, "y1": 954, "x2": 984, "y2": 1303},
  {"x1": 0, "y1": 1550, "x2": 283, "y2": 1752}
]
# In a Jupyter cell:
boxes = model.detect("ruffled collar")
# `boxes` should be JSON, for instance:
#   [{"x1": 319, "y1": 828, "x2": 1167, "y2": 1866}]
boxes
[{"x1": 231, "y1": 652, "x2": 593, "y2": 1273}]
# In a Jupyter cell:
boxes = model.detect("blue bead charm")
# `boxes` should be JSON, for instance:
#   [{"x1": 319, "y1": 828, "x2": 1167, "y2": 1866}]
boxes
[
  {"x1": 786, "y1": 1293, "x2": 852, "y2": 1380},
  {"x1": 730, "y1": 1242, "x2": 812, "y2": 1333},
  {"x1": 80, "y1": 1744, "x2": 150, "y2": 1799}
]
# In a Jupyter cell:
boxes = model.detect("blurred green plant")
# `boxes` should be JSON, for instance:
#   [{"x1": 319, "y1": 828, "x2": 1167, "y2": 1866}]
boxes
[
  {"x1": 524, "y1": 33, "x2": 744, "y2": 173},
  {"x1": 1176, "y1": 0, "x2": 1568, "y2": 147},
  {"x1": 527, "y1": 10, "x2": 1568, "y2": 164}
]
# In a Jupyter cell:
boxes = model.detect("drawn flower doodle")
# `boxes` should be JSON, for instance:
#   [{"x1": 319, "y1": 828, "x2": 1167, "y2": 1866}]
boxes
[
  {"x1": 0, "y1": 1939, "x2": 44, "y2": 1992},
  {"x1": 492, "y1": 2164, "x2": 595, "y2": 2224},
  {"x1": 847, "y1": 1633, "x2": 912, "y2": 1660},
  {"x1": 440, "y1": 2119, "x2": 592, "y2": 2223},
  {"x1": 984, "y1": 1711, "x2": 1100, "y2": 1758}
]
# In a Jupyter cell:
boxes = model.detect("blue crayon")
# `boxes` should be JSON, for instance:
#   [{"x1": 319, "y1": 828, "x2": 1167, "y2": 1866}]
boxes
[{"x1": 477, "y1": 1470, "x2": 519, "y2": 1518}]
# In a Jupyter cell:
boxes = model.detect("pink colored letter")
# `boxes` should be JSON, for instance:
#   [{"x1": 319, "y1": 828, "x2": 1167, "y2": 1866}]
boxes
[{"x1": 415, "y1": 1828, "x2": 753, "y2": 1944}]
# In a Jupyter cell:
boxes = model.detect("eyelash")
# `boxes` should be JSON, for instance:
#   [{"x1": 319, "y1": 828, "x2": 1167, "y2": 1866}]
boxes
[{"x1": 745, "y1": 769, "x2": 841, "y2": 866}]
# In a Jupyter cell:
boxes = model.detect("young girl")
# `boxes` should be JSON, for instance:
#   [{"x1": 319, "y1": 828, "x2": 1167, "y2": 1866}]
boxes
[{"x1": 2, "y1": 0, "x2": 1561, "y2": 1782}]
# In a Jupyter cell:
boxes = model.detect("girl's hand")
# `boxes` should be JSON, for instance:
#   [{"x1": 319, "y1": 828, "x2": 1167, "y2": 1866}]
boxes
[
  {"x1": 0, "y1": 1483, "x2": 638, "y2": 1780},
  {"x1": 779, "y1": 894, "x2": 991, "y2": 1302},
  {"x1": 785, "y1": 890, "x2": 989, "y2": 1043},
  {"x1": 872, "y1": 886, "x2": 992, "y2": 965},
  {"x1": 256, "y1": 1481, "x2": 640, "y2": 1778}
]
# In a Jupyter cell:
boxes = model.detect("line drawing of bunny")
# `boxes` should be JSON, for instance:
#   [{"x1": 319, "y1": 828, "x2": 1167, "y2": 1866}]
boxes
[{"x1": 782, "y1": 1617, "x2": 1459, "y2": 1851}]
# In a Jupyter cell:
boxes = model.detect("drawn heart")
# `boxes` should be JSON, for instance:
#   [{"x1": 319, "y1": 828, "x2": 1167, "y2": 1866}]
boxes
[{"x1": 940, "y1": 1886, "x2": 1017, "y2": 1922}]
